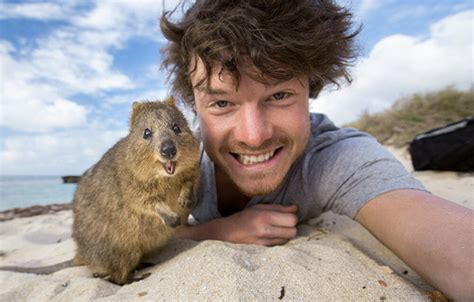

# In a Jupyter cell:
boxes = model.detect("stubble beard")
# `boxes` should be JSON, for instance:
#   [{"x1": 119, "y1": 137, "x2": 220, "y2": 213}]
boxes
[{"x1": 223, "y1": 162, "x2": 288, "y2": 197}]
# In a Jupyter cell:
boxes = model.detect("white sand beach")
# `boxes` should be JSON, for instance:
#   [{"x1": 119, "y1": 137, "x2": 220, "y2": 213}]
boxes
[{"x1": 0, "y1": 147, "x2": 472, "y2": 301}]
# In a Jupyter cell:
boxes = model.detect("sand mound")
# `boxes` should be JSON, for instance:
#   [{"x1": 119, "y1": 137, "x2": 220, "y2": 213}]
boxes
[
  {"x1": 0, "y1": 211, "x2": 429, "y2": 301},
  {"x1": 1, "y1": 147, "x2": 470, "y2": 301}
]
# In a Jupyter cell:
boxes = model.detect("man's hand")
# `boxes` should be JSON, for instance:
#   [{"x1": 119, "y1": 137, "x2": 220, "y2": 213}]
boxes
[
  {"x1": 176, "y1": 204, "x2": 298, "y2": 246},
  {"x1": 222, "y1": 204, "x2": 298, "y2": 245}
]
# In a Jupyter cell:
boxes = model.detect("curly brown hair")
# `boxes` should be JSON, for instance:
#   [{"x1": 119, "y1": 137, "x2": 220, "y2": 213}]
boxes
[{"x1": 160, "y1": 0, "x2": 360, "y2": 106}]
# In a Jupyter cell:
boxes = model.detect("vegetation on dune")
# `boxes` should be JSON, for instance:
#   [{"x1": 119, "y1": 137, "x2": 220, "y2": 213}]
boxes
[{"x1": 346, "y1": 86, "x2": 474, "y2": 147}]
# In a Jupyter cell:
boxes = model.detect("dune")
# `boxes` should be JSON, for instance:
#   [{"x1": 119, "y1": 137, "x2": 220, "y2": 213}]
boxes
[{"x1": 0, "y1": 147, "x2": 471, "y2": 301}]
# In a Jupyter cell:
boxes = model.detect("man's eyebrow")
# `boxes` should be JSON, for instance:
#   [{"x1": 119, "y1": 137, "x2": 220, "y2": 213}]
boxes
[{"x1": 197, "y1": 86, "x2": 230, "y2": 95}]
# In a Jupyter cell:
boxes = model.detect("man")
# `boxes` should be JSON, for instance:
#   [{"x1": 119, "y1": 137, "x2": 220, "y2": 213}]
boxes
[{"x1": 160, "y1": 1, "x2": 473, "y2": 300}]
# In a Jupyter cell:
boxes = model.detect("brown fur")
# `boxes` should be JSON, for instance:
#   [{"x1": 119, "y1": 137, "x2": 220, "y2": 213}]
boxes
[{"x1": 72, "y1": 97, "x2": 200, "y2": 285}]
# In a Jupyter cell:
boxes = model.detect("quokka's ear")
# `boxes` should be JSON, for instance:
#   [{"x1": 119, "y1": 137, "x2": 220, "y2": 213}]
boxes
[
  {"x1": 132, "y1": 101, "x2": 142, "y2": 111},
  {"x1": 164, "y1": 96, "x2": 176, "y2": 106},
  {"x1": 130, "y1": 101, "x2": 143, "y2": 131}
]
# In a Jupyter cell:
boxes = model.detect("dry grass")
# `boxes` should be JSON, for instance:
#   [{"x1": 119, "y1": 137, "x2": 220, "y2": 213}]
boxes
[{"x1": 346, "y1": 86, "x2": 474, "y2": 147}]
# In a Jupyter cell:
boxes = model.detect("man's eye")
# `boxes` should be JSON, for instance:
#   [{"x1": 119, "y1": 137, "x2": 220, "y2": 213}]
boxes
[
  {"x1": 271, "y1": 92, "x2": 289, "y2": 100},
  {"x1": 214, "y1": 100, "x2": 229, "y2": 108}
]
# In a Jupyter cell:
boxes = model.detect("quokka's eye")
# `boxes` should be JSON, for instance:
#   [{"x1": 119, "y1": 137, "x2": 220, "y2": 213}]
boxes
[
  {"x1": 172, "y1": 124, "x2": 181, "y2": 134},
  {"x1": 143, "y1": 128, "x2": 152, "y2": 139}
]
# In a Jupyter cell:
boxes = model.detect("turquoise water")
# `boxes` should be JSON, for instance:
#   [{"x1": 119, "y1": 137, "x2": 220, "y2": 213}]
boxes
[{"x1": 0, "y1": 175, "x2": 77, "y2": 211}]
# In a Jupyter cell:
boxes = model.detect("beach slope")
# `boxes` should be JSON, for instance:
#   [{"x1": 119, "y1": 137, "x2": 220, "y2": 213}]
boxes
[{"x1": 0, "y1": 147, "x2": 471, "y2": 301}]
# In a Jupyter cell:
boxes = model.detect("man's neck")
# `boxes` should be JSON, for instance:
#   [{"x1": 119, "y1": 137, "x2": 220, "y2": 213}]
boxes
[{"x1": 215, "y1": 167, "x2": 250, "y2": 217}]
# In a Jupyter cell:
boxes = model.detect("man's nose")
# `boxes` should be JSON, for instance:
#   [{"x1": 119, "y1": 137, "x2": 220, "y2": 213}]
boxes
[{"x1": 234, "y1": 104, "x2": 273, "y2": 148}]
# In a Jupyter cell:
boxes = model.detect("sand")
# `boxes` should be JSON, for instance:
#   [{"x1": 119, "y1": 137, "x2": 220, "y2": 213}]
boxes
[{"x1": 0, "y1": 147, "x2": 472, "y2": 301}]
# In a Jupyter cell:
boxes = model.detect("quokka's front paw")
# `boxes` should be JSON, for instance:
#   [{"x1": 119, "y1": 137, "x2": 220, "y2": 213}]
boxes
[
  {"x1": 156, "y1": 207, "x2": 181, "y2": 228},
  {"x1": 178, "y1": 184, "x2": 198, "y2": 209},
  {"x1": 179, "y1": 198, "x2": 196, "y2": 209},
  {"x1": 163, "y1": 214, "x2": 181, "y2": 228}
]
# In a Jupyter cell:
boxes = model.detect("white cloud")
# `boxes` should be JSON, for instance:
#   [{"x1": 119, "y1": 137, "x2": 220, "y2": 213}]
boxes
[
  {"x1": 0, "y1": 0, "x2": 186, "y2": 174},
  {"x1": 389, "y1": 3, "x2": 473, "y2": 23},
  {"x1": 0, "y1": 0, "x2": 180, "y2": 25},
  {"x1": 0, "y1": 41, "x2": 89, "y2": 132},
  {"x1": 311, "y1": 10, "x2": 474, "y2": 126},
  {"x1": 356, "y1": 0, "x2": 383, "y2": 17},
  {"x1": 0, "y1": 128, "x2": 128, "y2": 175},
  {"x1": 0, "y1": 0, "x2": 169, "y2": 132},
  {"x1": 70, "y1": 0, "x2": 181, "y2": 41},
  {"x1": 0, "y1": 1, "x2": 73, "y2": 20},
  {"x1": 104, "y1": 89, "x2": 170, "y2": 106},
  {"x1": 389, "y1": 5, "x2": 429, "y2": 22},
  {"x1": 27, "y1": 30, "x2": 134, "y2": 95}
]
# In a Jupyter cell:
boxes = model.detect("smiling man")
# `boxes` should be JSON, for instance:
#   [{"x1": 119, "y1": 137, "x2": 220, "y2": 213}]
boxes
[
  {"x1": 160, "y1": 0, "x2": 473, "y2": 300},
  {"x1": 194, "y1": 61, "x2": 311, "y2": 197}
]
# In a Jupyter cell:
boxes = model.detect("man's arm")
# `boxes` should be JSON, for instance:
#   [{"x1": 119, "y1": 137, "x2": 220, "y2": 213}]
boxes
[
  {"x1": 176, "y1": 204, "x2": 298, "y2": 246},
  {"x1": 355, "y1": 189, "x2": 474, "y2": 301}
]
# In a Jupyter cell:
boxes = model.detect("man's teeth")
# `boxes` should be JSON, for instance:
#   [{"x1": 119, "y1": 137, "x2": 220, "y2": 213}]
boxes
[{"x1": 238, "y1": 150, "x2": 275, "y2": 165}]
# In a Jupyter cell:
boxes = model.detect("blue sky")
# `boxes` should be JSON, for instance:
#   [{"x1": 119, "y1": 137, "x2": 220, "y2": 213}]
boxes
[{"x1": 0, "y1": 0, "x2": 473, "y2": 175}]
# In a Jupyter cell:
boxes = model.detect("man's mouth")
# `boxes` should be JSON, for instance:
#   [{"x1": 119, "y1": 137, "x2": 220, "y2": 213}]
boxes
[{"x1": 231, "y1": 147, "x2": 282, "y2": 166}]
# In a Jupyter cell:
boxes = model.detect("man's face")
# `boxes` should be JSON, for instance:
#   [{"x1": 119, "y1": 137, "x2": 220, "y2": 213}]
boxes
[{"x1": 191, "y1": 58, "x2": 311, "y2": 196}]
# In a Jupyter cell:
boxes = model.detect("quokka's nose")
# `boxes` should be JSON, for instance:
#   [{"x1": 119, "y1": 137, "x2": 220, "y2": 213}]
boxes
[{"x1": 160, "y1": 140, "x2": 177, "y2": 159}]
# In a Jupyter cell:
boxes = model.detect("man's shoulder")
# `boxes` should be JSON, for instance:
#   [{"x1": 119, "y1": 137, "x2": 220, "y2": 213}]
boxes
[
  {"x1": 299, "y1": 113, "x2": 425, "y2": 219},
  {"x1": 308, "y1": 112, "x2": 373, "y2": 151}
]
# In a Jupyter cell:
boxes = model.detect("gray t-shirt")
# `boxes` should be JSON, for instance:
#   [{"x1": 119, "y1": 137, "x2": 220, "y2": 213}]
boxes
[{"x1": 190, "y1": 113, "x2": 426, "y2": 224}]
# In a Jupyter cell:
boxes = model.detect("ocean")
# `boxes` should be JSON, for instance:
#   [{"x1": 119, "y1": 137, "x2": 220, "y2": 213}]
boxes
[{"x1": 0, "y1": 175, "x2": 77, "y2": 211}]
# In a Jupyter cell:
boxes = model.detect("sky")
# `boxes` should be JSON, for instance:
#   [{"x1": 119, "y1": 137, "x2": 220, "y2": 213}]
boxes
[{"x1": 0, "y1": 0, "x2": 473, "y2": 175}]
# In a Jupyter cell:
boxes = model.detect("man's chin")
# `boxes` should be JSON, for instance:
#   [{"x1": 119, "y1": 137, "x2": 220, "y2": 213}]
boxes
[{"x1": 231, "y1": 178, "x2": 282, "y2": 197}]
